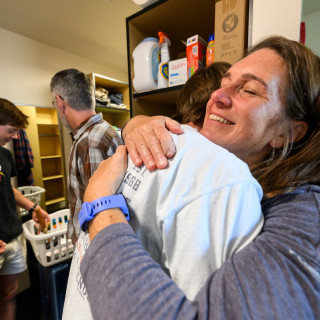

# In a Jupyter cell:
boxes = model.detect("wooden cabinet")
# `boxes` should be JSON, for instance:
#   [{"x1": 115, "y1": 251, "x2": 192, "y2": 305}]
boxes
[
  {"x1": 126, "y1": 0, "x2": 302, "y2": 118},
  {"x1": 126, "y1": 0, "x2": 215, "y2": 117},
  {"x1": 89, "y1": 73, "x2": 130, "y2": 129},
  {"x1": 17, "y1": 106, "x2": 67, "y2": 213}
]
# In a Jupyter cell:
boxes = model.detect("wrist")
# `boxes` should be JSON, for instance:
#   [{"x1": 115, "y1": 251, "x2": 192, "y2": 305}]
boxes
[
  {"x1": 79, "y1": 194, "x2": 130, "y2": 232},
  {"x1": 28, "y1": 203, "x2": 37, "y2": 215},
  {"x1": 88, "y1": 208, "x2": 127, "y2": 240}
]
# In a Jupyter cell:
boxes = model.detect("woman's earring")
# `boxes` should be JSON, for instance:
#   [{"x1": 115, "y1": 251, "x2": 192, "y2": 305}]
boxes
[{"x1": 271, "y1": 148, "x2": 276, "y2": 158}]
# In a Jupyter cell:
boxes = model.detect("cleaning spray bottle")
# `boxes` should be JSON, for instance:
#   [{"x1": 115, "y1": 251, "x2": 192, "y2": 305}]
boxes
[{"x1": 157, "y1": 31, "x2": 171, "y2": 89}]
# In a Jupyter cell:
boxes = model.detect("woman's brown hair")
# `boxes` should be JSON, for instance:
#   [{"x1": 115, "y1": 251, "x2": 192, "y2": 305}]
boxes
[{"x1": 247, "y1": 36, "x2": 320, "y2": 197}]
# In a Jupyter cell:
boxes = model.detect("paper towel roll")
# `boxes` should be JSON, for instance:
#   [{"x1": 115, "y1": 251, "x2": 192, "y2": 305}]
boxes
[{"x1": 132, "y1": 0, "x2": 159, "y2": 9}]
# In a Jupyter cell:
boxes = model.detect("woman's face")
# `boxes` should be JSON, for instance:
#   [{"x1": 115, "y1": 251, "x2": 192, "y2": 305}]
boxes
[{"x1": 200, "y1": 48, "x2": 288, "y2": 166}]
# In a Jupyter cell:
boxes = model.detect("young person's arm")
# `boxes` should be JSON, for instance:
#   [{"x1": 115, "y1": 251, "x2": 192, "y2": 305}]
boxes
[{"x1": 13, "y1": 187, "x2": 50, "y2": 227}]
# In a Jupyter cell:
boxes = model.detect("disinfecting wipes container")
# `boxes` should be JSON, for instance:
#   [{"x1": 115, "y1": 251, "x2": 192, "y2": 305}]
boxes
[{"x1": 132, "y1": 37, "x2": 160, "y2": 93}]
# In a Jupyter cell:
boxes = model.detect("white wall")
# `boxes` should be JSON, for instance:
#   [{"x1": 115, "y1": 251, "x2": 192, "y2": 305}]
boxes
[
  {"x1": 0, "y1": 27, "x2": 129, "y2": 186},
  {"x1": 301, "y1": 11, "x2": 320, "y2": 55},
  {"x1": 250, "y1": 0, "x2": 302, "y2": 45},
  {"x1": 0, "y1": 28, "x2": 128, "y2": 107}
]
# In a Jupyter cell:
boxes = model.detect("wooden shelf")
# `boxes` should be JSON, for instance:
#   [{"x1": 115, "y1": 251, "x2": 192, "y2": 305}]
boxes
[
  {"x1": 46, "y1": 197, "x2": 66, "y2": 206},
  {"x1": 133, "y1": 85, "x2": 183, "y2": 104},
  {"x1": 41, "y1": 155, "x2": 62, "y2": 160},
  {"x1": 17, "y1": 106, "x2": 68, "y2": 213},
  {"x1": 89, "y1": 73, "x2": 131, "y2": 128},
  {"x1": 42, "y1": 175, "x2": 64, "y2": 181},
  {"x1": 37, "y1": 107, "x2": 66, "y2": 211},
  {"x1": 36, "y1": 108, "x2": 58, "y2": 125},
  {"x1": 96, "y1": 106, "x2": 130, "y2": 114}
]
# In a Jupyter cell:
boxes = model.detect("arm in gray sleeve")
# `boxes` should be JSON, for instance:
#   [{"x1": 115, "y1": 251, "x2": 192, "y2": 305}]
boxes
[{"x1": 81, "y1": 186, "x2": 320, "y2": 320}]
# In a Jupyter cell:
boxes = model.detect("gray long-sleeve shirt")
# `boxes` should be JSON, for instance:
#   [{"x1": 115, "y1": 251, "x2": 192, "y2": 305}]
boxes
[{"x1": 80, "y1": 184, "x2": 320, "y2": 320}]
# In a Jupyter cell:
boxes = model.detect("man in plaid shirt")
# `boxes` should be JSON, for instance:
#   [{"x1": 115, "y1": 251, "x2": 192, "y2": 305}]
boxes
[{"x1": 50, "y1": 69, "x2": 123, "y2": 244}]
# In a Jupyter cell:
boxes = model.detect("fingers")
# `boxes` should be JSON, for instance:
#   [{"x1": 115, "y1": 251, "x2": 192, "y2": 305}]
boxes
[
  {"x1": 127, "y1": 135, "x2": 161, "y2": 170},
  {"x1": 33, "y1": 207, "x2": 49, "y2": 233},
  {"x1": 164, "y1": 117, "x2": 184, "y2": 135},
  {"x1": 32, "y1": 211, "x2": 37, "y2": 222},
  {"x1": 153, "y1": 117, "x2": 182, "y2": 159},
  {"x1": 143, "y1": 117, "x2": 178, "y2": 169},
  {"x1": 125, "y1": 133, "x2": 150, "y2": 168},
  {"x1": 124, "y1": 115, "x2": 181, "y2": 170}
]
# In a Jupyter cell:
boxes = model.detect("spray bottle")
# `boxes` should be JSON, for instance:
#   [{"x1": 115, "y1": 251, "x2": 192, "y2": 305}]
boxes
[{"x1": 158, "y1": 32, "x2": 171, "y2": 89}]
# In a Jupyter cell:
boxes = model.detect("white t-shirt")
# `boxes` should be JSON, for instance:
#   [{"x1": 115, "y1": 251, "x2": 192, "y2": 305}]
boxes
[
  {"x1": 118, "y1": 125, "x2": 263, "y2": 299},
  {"x1": 63, "y1": 125, "x2": 263, "y2": 319}
]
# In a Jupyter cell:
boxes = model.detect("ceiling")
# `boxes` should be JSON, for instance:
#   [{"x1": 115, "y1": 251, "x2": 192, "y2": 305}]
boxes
[
  {"x1": 0, "y1": 0, "x2": 319, "y2": 75},
  {"x1": 0, "y1": 0, "x2": 141, "y2": 73}
]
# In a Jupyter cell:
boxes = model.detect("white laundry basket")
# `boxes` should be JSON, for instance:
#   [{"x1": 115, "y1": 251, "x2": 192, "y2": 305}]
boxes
[
  {"x1": 22, "y1": 209, "x2": 74, "y2": 267},
  {"x1": 17, "y1": 186, "x2": 45, "y2": 216}
]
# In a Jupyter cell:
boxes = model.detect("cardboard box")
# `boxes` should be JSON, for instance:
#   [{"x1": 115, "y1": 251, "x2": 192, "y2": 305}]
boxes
[
  {"x1": 186, "y1": 35, "x2": 207, "y2": 79},
  {"x1": 169, "y1": 58, "x2": 187, "y2": 87},
  {"x1": 214, "y1": 0, "x2": 248, "y2": 64}
]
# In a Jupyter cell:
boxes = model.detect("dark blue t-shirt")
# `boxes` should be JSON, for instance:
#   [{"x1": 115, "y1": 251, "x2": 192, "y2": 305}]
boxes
[{"x1": 0, "y1": 146, "x2": 22, "y2": 242}]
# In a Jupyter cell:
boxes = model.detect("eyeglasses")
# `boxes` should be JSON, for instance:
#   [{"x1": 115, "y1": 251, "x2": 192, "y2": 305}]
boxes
[{"x1": 51, "y1": 95, "x2": 64, "y2": 106}]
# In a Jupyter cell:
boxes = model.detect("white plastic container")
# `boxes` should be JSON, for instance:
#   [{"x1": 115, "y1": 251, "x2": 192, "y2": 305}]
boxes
[
  {"x1": 23, "y1": 209, "x2": 74, "y2": 267},
  {"x1": 132, "y1": 37, "x2": 160, "y2": 93},
  {"x1": 17, "y1": 186, "x2": 45, "y2": 216}
]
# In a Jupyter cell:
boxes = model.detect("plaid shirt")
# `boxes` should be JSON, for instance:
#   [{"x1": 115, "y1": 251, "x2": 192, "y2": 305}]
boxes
[
  {"x1": 13, "y1": 129, "x2": 34, "y2": 186},
  {"x1": 68, "y1": 113, "x2": 123, "y2": 243}
]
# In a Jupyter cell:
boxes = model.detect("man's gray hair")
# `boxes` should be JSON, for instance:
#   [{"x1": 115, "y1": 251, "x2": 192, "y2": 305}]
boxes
[{"x1": 50, "y1": 68, "x2": 95, "y2": 111}]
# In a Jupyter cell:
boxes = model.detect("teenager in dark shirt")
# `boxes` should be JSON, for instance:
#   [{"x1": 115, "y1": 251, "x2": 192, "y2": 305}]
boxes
[{"x1": 0, "y1": 99, "x2": 49, "y2": 320}]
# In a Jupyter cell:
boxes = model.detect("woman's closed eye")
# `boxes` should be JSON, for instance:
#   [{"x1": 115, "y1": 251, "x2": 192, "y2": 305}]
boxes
[
  {"x1": 242, "y1": 88, "x2": 258, "y2": 95},
  {"x1": 239, "y1": 84, "x2": 262, "y2": 97}
]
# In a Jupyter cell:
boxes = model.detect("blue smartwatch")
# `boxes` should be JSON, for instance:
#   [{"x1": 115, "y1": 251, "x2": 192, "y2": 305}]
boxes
[{"x1": 78, "y1": 194, "x2": 130, "y2": 232}]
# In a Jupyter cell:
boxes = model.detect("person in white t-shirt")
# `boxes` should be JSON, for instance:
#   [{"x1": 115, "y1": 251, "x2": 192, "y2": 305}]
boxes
[{"x1": 63, "y1": 62, "x2": 263, "y2": 318}]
